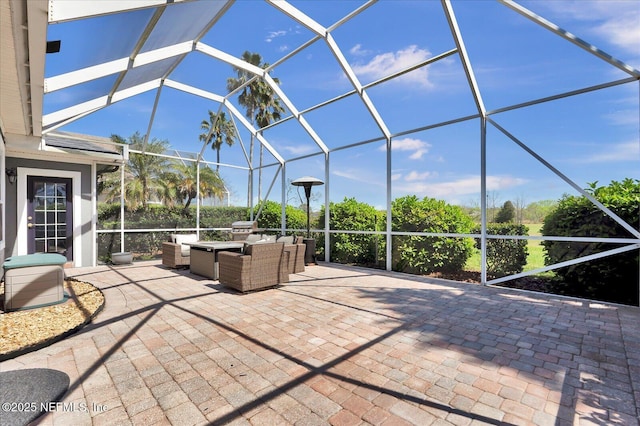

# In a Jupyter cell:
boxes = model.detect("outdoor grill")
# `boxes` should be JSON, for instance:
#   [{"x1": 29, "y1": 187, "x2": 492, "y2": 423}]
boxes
[{"x1": 230, "y1": 221, "x2": 261, "y2": 241}]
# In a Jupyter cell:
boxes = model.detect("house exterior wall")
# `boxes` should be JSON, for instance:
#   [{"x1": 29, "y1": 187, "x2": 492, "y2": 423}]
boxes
[
  {"x1": 0, "y1": 131, "x2": 5, "y2": 263},
  {"x1": 4, "y1": 157, "x2": 93, "y2": 267}
]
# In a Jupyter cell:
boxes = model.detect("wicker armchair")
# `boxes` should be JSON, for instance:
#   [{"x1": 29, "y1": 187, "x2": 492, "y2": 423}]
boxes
[
  {"x1": 283, "y1": 241, "x2": 306, "y2": 274},
  {"x1": 162, "y1": 234, "x2": 198, "y2": 268},
  {"x1": 162, "y1": 242, "x2": 190, "y2": 268},
  {"x1": 218, "y1": 242, "x2": 289, "y2": 292}
]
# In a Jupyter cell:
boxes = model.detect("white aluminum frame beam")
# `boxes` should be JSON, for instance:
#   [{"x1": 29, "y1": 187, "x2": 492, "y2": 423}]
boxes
[
  {"x1": 442, "y1": 0, "x2": 486, "y2": 116},
  {"x1": 325, "y1": 34, "x2": 391, "y2": 139},
  {"x1": 196, "y1": 43, "x2": 265, "y2": 76},
  {"x1": 45, "y1": 58, "x2": 129, "y2": 93},
  {"x1": 262, "y1": 74, "x2": 329, "y2": 154},
  {"x1": 265, "y1": 0, "x2": 326, "y2": 37},
  {"x1": 499, "y1": 0, "x2": 640, "y2": 77},
  {"x1": 488, "y1": 117, "x2": 640, "y2": 240},
  {"x1": 197, "y1": 41, "x2": 329, "y2": 155},
  {"x1": 44, "y1": 39, "x2": 193, "y2": 94},
  {"x1": 164, "y1": 79, "x2": 225, "y2": 103},
  {"x1": 488, "y1": 244, "x2": 640, "y2": 286},
  {"x1": 43, "y1": 79, "x2": 162, "y2": 127},
  {"x1": 47, "y1": 0, "x2": 193, "y2": 24},
  {"x1": 267, "y1": 0, "x2": 391, "y2": 140},
  {"x1": 163, "y1": 79, "x2": 284, "y2": 165}
]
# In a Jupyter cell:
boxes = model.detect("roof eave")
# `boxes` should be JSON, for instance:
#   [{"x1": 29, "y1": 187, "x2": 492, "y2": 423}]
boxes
[{"x1": 25, "y1": 0, "x2": 47, "y2": 137}]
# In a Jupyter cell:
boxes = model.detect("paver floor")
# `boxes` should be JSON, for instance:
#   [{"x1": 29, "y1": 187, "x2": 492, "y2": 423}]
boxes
[{"x1": 1, "y1": 261, "x2": 639, "y2": 425}]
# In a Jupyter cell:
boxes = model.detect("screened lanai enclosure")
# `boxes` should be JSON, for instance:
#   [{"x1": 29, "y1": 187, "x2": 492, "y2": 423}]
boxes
[{"x1": 1, "y1": 0, "x2": 639, "y2": 305}]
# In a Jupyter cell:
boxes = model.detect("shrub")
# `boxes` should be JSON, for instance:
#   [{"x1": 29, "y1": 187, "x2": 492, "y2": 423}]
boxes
[
  {"x1": 317, "y1": 198, "x2": 384, "y2": 265},
  {"x1": 391, "y1": 195, "x2": 475, "y2": 274},
  {"x1": 254, "y1": 200, "x2": 307, "y2": 233},
  {"x1": 476, "y1": 223, "x2": 528, "y2": 277},
  {"x1": 542, "y1": 179, "x2": 639, "y2": 305}
]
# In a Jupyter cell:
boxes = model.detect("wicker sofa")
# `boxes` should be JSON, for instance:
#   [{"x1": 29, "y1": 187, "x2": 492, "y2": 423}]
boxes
[
  {"x1": 218, "y1": 242, "x2": 289, "y2": 292},
  {"x1": 245, "y1": 234, "x2": 306, "y2": 274}
]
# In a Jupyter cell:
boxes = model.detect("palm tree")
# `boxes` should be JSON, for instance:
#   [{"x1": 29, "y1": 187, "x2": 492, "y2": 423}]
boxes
[
  {"x1": 171, "y1": 159, "x2": 226, "y2": 210},
  {"x1": 226, "y1": 51, "x2": 285, "y2": 202},
  {"x1": 199, "y1": 110, "x2": 236, "y2": 171},
  {"x1": 103, "y1": 132, "x2": 173, "y2": 210}
]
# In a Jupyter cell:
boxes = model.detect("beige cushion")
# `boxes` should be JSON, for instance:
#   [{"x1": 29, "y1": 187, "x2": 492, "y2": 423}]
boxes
[
  {"x1": 277, "y1": 235, "x2": 294, "y2": 244},
  {"x1": 173, "y1": 234, "x2": 198, "y2": 256},
  {"x1": 246, "y1": 234, "x2": 262, "y2": 242},
  {"x1": 244, "y1": 242, "x2": 268, "y2": 255}
]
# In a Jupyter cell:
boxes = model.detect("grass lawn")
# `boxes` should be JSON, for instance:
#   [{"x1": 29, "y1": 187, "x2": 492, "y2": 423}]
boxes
[
  {"x1": 524, "y1": 223, "x2": 545, "y2": 272},
  {"x1": 465, "y1": 223, "x2": 554, "y2": 277}
]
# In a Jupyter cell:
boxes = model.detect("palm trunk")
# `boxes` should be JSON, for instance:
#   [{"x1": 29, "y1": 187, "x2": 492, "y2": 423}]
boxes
[
  {"x1": 258, "y1": 144, "x2": 263, "y2": 201},
  {"x1": 248, "y1": 134, "x2": 254, "y2": 208}
]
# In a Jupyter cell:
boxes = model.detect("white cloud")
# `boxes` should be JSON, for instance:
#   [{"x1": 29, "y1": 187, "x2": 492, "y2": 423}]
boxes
[
  {"x1": 332, "y1": 169, "x2": 384, "y2": 186},
  {"x1": 380, "y1": 137, "x2": 432, "y2": 160},
  {"x1": 539, "y1": 1, "x2": 640, "y2": 55},
  {"x1": 350, "y1": 45, "x2": 434, "y2": 88},
  {"x1": 281, "y1": 144, "x2": 315, "y2": 156},
  {"x1": 265, "y1": 30, "x2": 287, "y2": 43},
  {"x1": 404, "y1": 171, "x2": 436, "y2": 181},
  {"x1": 604, "y1": 109, "x2": 639, "y2": 126},
  {"x1": 395, "y1": 175, "x2": 528, "y2": 198},
  {"x1": 576, "y1": 141, "x2": 639, "y2": 163},
  {"x1": 350, "y1": 44, "x2": 372, "y2": 56},
  {"x1": 333, "y1": 170, "x2": 358, "y2": 180},
  {"x1": 593, "y1": 15, "x2": 640, "y2": 53}
]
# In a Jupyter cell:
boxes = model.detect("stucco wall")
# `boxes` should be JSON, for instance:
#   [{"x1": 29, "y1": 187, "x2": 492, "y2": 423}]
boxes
[
  {"x1": 5, "y1": 157, "x2": 92, "y2": 267},
  {"x1": 0, "y1": 134, "x2": 4, "y2": 263}
]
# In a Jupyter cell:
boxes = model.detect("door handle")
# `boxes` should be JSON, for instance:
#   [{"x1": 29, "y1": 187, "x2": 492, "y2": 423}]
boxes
[{"x1": 27, "y1": 223, "x2": 34, "y2": 228}]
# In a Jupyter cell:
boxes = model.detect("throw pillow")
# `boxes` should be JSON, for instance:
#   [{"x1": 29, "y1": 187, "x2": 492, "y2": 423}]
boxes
[{"x1": 174, "y1": 234, "x2": 198, "y2": 256}]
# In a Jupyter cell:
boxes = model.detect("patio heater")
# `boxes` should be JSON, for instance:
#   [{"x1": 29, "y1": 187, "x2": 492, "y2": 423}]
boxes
[{"x1": 292, "y1": 176, "x2": 324, "y2": 265}]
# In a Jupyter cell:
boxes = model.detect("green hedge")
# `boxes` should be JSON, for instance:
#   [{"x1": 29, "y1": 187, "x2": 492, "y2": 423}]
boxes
[
  {"x1": 97, "y1": 204, "x2": 248, "y2": 262},
  {"x1": 476, "y1": 223, "x2": 528, "y2": 278},
  {"x1": 542, "y1": 179, "x2": 639, "y2": 305},
  {"x1": 317, "y1": 198, "x2": 385, "y2": 265},
  {"x1": 254, "y1": 200, "x2": 307, "y2": 233},
  {"x1": 391, "y1": 195, "x2": 475, "y2": 273}
]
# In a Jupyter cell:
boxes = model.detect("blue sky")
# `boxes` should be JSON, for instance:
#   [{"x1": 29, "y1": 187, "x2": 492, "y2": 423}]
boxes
[{"x1": 44, "y1": 0, "x2": 640, "y2": 210}]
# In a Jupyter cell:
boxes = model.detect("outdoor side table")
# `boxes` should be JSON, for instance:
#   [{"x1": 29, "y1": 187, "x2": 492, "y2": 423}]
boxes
[
  {"x1": 3, "y1": 253, "x2": 67, "y2": 311},
  {"x1": 187, "y1": 241, "x2": 244, "y2": 279}
]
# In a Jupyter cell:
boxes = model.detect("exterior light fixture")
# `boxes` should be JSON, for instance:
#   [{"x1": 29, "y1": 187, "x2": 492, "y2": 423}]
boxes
[
  {"x1": 6, "y1": 168, "x2": 17, "y2": 184},
  {"x1": 292, "y1": 176, "x2": 324, "y2": 265},
  {"x1": 46, "y1": 40, "x2": 61, "y2": 54}
]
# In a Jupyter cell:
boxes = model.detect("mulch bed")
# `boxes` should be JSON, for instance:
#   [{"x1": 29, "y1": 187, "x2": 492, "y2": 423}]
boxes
[
  {"x1": 426, "y1": 270, "x2": 555, "y2": 293},
  {"x1": 0, "y1": 279, "x2": 105, "y2": 361}
]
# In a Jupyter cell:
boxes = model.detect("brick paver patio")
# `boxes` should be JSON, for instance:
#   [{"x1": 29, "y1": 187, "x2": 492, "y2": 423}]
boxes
[{"x1": 2, "y1": 261, "x2": 639, "y2": 425}]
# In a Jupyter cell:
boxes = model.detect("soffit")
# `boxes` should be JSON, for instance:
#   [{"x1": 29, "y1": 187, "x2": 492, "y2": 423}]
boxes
[{"x1": 0, "y1": 0, "x2": 28, "y2": 135}]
